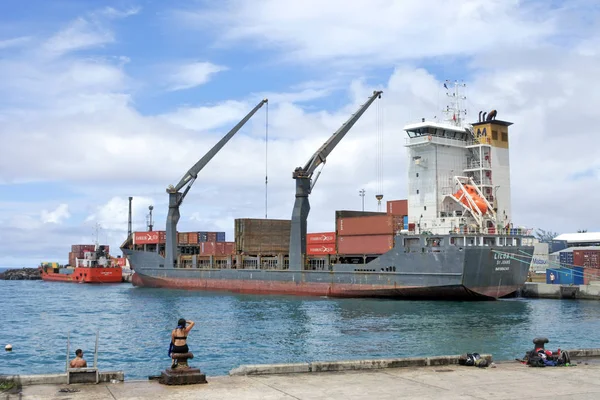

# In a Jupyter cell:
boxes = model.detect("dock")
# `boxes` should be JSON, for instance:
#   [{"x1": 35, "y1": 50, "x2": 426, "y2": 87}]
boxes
[
  {"x1": 8, "y1": 360, "x2": 600, "y2": 400},
  {"x1": 521, "y1": 282, "x2": 600, "y2": 300},
  {"x1": 4, "y1": 351, "x2": 600, "y2": 399}
]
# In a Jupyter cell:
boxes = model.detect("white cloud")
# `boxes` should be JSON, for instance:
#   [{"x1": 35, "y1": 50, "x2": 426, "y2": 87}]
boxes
[
  {"x1": 42, "y1": 17, "x2": 114, "y2": 57},
  {"x1": 167, "y1": 62, "x2": 228, "y2": 91},
  {"x1": 176, "y1": 0, "x2": 557, "y2": 67},
  {"x1": 41, "y1": 204, "x2": 71, "y2": 224},
  {"x1": 0, "y1": 36, "x2": 32, "y2": 49}
]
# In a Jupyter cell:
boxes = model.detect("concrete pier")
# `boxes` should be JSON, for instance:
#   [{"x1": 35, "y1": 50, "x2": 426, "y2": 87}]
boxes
[
  {"x1": 8, "y1": 360, "x2": 600, "y2": 399},
  {"x1": 4, "y1": 351, "x2": 600, "y2": 399},
  {"x1": 521, "y1": 282, "x2": 600, "y2": 300}
]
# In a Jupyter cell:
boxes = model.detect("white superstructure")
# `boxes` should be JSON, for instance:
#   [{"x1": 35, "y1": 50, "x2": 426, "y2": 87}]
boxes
[{"x1": 404, "y1": 80, "x2": 514, "y2": 235}]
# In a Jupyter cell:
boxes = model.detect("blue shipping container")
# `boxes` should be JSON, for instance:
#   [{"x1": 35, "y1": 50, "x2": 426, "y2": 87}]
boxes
[
  {"x1": 559, "y1": 251, "x2": 574, "y2": 266},
  {"x1": 198, "y1": 232, "x2": 208, "y2": 243},
  {"x1": 216, "y1": 232, "x2": 226, "y2": 242},
  {"x1": 546, "y1": 267, "x2": 584, "y2": 285},
  {"x1": 550, "y1": 240, "x2": 568, "y2": 254},
  {"x1": 403, "y1": 216, "x2": 408, "y2": 230}
]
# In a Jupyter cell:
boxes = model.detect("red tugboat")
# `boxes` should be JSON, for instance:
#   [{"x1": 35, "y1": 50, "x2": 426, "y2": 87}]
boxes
[{"x1": 40, "y1": 244, "x2": 123, "y2": 283}]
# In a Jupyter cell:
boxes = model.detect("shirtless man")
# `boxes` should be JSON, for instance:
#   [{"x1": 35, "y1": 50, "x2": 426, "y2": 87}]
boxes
[{"x1": 69, "y1": 349, "x2": 87, "y2": 368}]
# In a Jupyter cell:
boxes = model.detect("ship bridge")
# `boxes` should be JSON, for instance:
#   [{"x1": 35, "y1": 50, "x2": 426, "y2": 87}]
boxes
[{"x1": 402, "y1": 80, "x2": 515, "y2": 236}]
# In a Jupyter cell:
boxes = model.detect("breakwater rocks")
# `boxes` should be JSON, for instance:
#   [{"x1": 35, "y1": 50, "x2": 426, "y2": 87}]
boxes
[{"x1": 0, "y1": 268, "x2": 41, "y2": 280}]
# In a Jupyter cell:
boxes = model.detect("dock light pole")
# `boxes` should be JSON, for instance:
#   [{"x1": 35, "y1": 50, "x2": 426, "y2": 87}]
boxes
[{"x1": 359, "y1": 189, "x2": 366, "y2": 211}]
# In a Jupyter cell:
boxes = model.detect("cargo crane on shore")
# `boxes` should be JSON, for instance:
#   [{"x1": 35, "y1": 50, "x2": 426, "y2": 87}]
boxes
[
  {"x1": 164, "y1": 99, "x2": 268, "y2": 268},
  {"x1": 289, "y1": 90, "x2": 383, "y2": 270}
]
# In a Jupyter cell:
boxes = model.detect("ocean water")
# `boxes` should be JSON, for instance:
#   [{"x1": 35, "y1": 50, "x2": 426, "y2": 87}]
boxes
[{"x1": 1, "y1": 280, "x2": 600, "y2": 380}]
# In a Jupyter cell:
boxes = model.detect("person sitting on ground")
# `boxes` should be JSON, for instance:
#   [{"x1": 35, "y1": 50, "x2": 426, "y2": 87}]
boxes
[{"x1": 69, "y1": 349, "x2": 87, "y2": 368}]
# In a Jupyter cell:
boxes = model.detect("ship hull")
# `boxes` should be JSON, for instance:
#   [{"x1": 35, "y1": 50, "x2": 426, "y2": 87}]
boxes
[
  {"x1": 124, "y1": 240, "x2": 532, "y2": 300},
  {"x1": 40, "y1": 267, "x2": 123, "y2": 283}
]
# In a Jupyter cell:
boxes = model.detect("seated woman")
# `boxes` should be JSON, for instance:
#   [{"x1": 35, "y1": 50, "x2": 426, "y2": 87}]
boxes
[{"x1": 169, "y1": 318, "x2": 195, "y2": 367}]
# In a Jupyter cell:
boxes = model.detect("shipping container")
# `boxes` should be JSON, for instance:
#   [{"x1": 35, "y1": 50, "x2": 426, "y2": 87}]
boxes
[
  {"x1": 199, "y1": 242, "x2": 215, "y2": 256},
  {"x1": 235, "y1": 218, "x2": 291, "y2": 254},
  {"x1": 307, "y1": 232, "x2": 336, "y2": 244},
  {"x1": 188, "y1": 232, "x2": 199, "y2": 244},
  {"x1": 546, "y1": 267, "x2": 584, "y2": 285},
  {"x1": 337, "y1": 234, "x2": 394, "y2": 255},
  {"x1": 158, "y1": 231, "x2": 166, "y2": 243},
  {"x1": 307, "y1": 243, "x2": 336, "y2": 255},
  {"x1": 559, "y1": 251, "x2": 574, "y2": 266},
  {"x1": 207, "y1": 232, "x2": 217, "y2": 242},
  {"x1": 337, "y1": 215, "x2": 402, "y2": 236},
  {"x1": 216, "y1": 232, "x2": 226, "y2": 242},
  {"x1": 549, "y1": 240, "x2": 568, "y2": 254},
  {"x1": 573, "y1": 249, "x2": 600, "y2": 268},
  {"x1": 68, "y1": 252, "x2": 76, "y2": 266},
  {"x1": 408, "y1": 223, "x2": 416, "y2": 232},
  {"x1": 198, "y1": 232, "x2": 209, "y2": 243},
  {"x1": 224, "y1": 242, "x2": 235, "y2": 255},
  {"x1": 335, "y1": 210, "x2": 386, "y2": 220},
  {"x1": 387, "y1": 199, "x2": 408, "y2": 216},
  {"x1": 134, "y1": 231, "x2": 161, "y2": 244},
  {"x1": 178, "y1": 232, "x2": 189, "y2": 245},
  {"x1": 403, "y1": 215, "x2": 408, "y2": 230}
]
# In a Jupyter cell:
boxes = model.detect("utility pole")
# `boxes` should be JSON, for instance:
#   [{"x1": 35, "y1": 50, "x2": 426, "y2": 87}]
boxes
[{"x1": 359, "y1": 189, "x2": 366, "y2": 211}]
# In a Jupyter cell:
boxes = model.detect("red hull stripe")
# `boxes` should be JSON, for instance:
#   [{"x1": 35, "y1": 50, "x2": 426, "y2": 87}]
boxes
[{"x1": 132, "y1": 273, "x2": 516, "y2": 299}]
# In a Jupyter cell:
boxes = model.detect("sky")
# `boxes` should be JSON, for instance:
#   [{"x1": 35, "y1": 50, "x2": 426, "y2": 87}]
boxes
[{"x1": 1, "y1": 0, "x2": 599, "y2": 268}]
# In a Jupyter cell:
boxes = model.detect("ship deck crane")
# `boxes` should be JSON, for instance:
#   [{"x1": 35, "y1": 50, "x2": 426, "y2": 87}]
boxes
[
  {"x1": 164, "y1": 98, "x2": 268, "y2": 268},
  {"x1": 289, "y1": 90, "x2": 383, "y2": 270}
]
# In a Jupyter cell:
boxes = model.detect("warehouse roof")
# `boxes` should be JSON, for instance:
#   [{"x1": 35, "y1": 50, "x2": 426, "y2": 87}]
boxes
[{"x1": 554, "y1": 232, "x2": 600, "y2": 243}]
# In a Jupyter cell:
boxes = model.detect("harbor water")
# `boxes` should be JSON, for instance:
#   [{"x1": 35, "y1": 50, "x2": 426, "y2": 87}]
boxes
[{"x1": 2, "y1": 279, "x2": 600, "y2": 380}]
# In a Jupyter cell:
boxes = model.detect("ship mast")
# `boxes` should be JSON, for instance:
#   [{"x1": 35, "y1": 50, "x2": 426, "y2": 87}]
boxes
[{"x1": 443, "y1": 80, "x2": 467, "y2": 128}]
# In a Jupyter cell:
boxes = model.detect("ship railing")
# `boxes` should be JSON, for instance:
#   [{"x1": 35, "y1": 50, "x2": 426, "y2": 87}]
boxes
[
  {"x1": 465, "y1": 160, "x2": 491, "y2": 169},
  {"x1": 444, "y1": 226, "x2": 534, "y2": 236},
  {"x1": 405, "y1": 135, "x2": 467, "y2": 148}
]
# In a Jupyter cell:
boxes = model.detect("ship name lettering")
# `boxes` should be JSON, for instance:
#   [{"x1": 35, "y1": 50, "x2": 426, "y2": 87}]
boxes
[
  {"x1": 496, "y1": 260, "x2": 510, "y2": 265},
  {"x1": 493, "y1": 252, "x2": 510, "y2": 260},
  {"x1": 495, "y1": 266, "x2": 510, "y2": 271}
]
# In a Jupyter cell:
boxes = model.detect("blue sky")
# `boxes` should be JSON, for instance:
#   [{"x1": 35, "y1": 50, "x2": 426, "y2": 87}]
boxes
[{"x1": 1, "y1": 0, "x2": 599, "y2": 267}]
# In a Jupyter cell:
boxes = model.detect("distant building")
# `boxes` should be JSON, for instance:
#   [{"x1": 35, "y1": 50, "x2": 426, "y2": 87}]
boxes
[{"x1": 553, "y1": 232, "x2": 600, "y2": 247}]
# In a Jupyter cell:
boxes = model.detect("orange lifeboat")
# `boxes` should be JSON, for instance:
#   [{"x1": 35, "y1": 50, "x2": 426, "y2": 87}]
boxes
[{"x1": 453, "y1": 184, "x2": 488, "y2": 214}]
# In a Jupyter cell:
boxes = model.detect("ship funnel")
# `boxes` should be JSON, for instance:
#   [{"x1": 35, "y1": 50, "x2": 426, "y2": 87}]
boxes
[
  {"x1": 478, "y1": 111, "x2": 483, "y2": 122},
  {"x1": 482, "y1": 112, "x2": 487, "y2": 121}
]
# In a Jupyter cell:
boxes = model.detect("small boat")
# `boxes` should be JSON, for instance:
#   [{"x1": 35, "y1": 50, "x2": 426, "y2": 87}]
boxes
[{"x1": 40, "y1": 245, "x2": 123, "y2": 284}]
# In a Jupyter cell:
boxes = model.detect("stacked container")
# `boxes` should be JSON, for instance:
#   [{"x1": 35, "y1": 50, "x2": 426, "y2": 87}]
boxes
[
  {"x1": 336, "y1": 214, "x2": 402, "y2": 255},
  {"x1": 306, "y1": 232, "x2": 336, "y2": 255},
  {"x1": 235, "y1": 218, "x2": 290, "y2": 254}
]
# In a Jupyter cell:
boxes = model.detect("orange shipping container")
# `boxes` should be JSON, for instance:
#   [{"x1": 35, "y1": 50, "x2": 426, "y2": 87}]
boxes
[
  {"x1": 336, "y1": 215, "x2": 402, "y2": 236},
  {"x1": 224, "y1": 242, "x2": 236, "y2": 255},
  {"x1": 387, "y1": 199, "x2": 408, "y2": 216},
  {"x1": 134, "y1": 231, "x2": 160, "y2": 244},
  {"x1": 188, "y1": 232, "x2": 199, "y2": 244},
  {"x1": 583, "y1": 268, "x2": 600, "y2": 285},
  {"x1": 207, "y1": 232, "x2": 217, "y2": 242},
  {"x1": 307, "y1": 232, "x2": 336, "y2": 244},
  {"x1": 307, "y1": 243, "x2": 336, "y2": 255},
  {"x1": 337, "y1": 234, "x2": 394, "y2": 255},
  {"x1": 178, "y1": 232, "x2": 189, "y2": 245}
]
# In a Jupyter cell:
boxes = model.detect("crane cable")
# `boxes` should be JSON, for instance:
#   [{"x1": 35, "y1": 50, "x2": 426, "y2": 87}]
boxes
[{"x1": 265, "y1": 101, "x2": 269, "y2": 219}]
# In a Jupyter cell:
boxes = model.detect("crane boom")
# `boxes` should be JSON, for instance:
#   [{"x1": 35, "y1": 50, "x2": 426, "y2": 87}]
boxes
[
  {"x1": 289, "y1": 90, "x2": 383, "y2": 271},
  {"x1": 298, "y1": 90, "x2": 383, "y2": 180},
  {"x1": 164, "y1": 98, "x2": 268, "y2": 269}
]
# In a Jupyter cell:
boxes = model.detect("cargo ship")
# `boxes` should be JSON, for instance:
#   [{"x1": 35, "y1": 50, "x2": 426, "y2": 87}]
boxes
[
  {"x1": 40, "y1": 244, "x2": 124, "y2": 283},
  {"x1": 123, "y1": 84, "x2": 535, "y2": 300}
]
